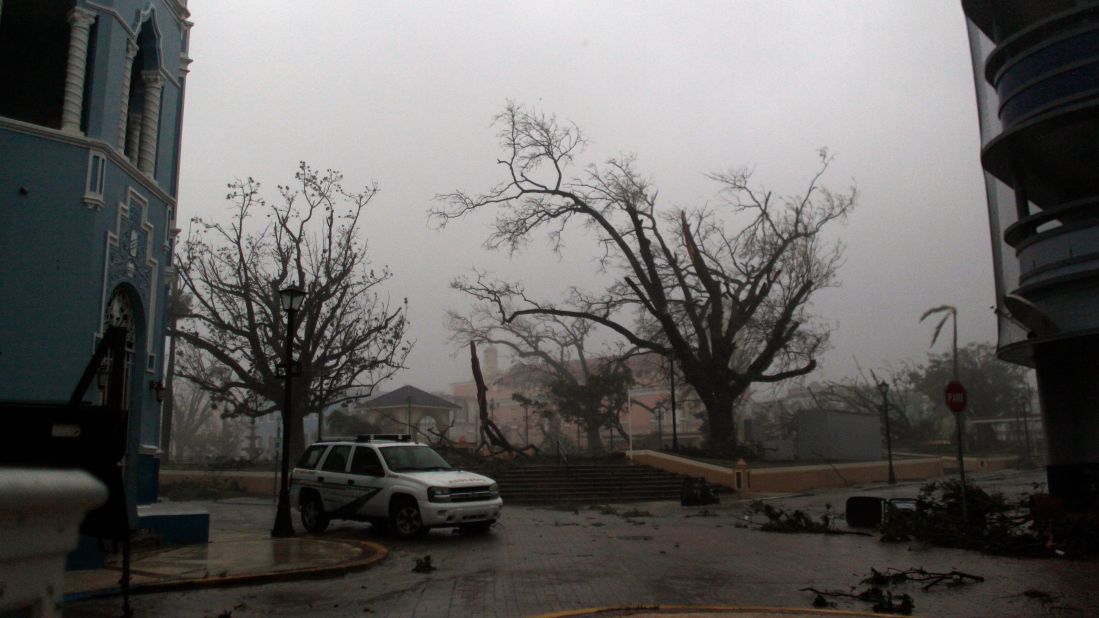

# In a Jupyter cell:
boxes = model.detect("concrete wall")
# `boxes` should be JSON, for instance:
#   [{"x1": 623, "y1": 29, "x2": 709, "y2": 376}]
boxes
[
  {"x1": 631, "y1": 452, "x2": 744, "y2": 489},
  {"x1": 160, "y1": 469, "x2": 279, "y2": 496},
  {"x1": 748, "y1": 458, "x2": 944, "y2": 493},
  {"x1": 632, "y1": 450, "x2": 949, "y2": 493}
]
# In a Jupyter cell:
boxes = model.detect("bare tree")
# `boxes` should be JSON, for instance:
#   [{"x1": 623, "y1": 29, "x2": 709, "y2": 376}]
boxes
[
  {"x1": 812, "y1": 367, "x2": 922, "y2": 448},
  {"x1": 433, "y1": 104, "x2": 855, "y2": 454},
  {"x1": 176, "y1": 163, "x2": 412, "y2": 463}
]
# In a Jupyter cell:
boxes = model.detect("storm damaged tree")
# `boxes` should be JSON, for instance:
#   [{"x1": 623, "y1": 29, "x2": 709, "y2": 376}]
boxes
[
  {"x1": 433, "y1": 103, "x2": 855, "y2": 454},
  {"x1": 450, "y1": 309, "x2": 634, "y2": 454},
  {"x1": 176, "y1": 163, "x2": 412, "y2": 463}
]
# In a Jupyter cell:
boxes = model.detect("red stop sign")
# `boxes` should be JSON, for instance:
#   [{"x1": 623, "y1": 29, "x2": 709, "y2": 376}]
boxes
[{"x1": 945, "y1": 380, "x2": 967, "y2": 413}]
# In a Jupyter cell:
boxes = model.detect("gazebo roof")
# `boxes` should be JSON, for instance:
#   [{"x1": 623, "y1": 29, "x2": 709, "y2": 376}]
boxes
[{"x1": 364, "y1": 385, "x2": 459, "y2": 410}]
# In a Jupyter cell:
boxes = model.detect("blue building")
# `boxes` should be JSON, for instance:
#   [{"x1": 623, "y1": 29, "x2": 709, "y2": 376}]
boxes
[{"x1": 0, "y1": 0, "x2": 192, "y2": 513}]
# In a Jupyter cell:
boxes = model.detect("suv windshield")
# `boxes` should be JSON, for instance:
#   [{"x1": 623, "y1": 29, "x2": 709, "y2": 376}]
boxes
[{"x1": 379, "y1": 445, "x2": 452, "y2": 472}]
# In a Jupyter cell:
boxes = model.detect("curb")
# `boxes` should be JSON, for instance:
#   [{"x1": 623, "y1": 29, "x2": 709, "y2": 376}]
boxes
[
  {"x1": 534, "y1": 605, "x2": 887, "y2": 617},
  {"x1": 64, "y1": 538, "x2": 387, "y2": 601}
]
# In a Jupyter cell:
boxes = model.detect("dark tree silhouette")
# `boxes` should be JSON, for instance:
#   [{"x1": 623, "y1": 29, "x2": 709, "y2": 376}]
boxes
[
  {"x1": 176, "y1": 163, "x2": 411, "y2": 463},
  {"x1": 434, "y1": 104, "x2": 855, "y2": 454}
]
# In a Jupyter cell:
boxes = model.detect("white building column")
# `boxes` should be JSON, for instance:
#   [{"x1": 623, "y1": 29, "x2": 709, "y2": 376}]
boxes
[
  {"x1": 126, "y1": 112, "x2": 142, "y2": 161},
  {"x1": 61, "y1": 7, "x2": 97, "y2": 133},
  {"x1": 116, "y1": 38, "x2": 140, "y2": 151},
  {"x1": 137, "y1": 71, "x2": 164, "y2": 176}
]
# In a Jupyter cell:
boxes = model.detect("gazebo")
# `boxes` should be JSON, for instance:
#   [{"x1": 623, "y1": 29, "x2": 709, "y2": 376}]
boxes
[{"x1": 355, "y1": 385, "x2": 460, "y2": 441}]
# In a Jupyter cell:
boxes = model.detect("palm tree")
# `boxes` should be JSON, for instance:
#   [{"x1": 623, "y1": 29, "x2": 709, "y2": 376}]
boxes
[
  {"x1": 920, "y1": 305, "x2": 959, "y2": 380},
  {"x1": 920, "y1": 303, "x2": 968, "y2": 523}
]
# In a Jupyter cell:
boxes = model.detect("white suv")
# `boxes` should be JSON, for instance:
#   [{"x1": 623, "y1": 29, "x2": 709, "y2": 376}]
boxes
[{"x1": 289, "y1": 434, "x2": 502, "y2": 538}]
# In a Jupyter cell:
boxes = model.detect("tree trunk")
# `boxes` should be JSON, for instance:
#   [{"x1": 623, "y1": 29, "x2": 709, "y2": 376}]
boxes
[
  {"x1": 700, "y1": 390, "x2": 737, "y2": 457},
  {"x1": 585, "y1": 425, "x2": 604, "y2": 455}
]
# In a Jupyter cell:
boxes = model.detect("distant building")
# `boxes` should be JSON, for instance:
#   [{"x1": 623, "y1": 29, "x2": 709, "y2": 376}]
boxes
[
  {"x1": 796, "y1": 409, "x2": 881, "y2": 462},
  {"x1": 0, "y1": 1, "x2": 192, "y2": 504}
]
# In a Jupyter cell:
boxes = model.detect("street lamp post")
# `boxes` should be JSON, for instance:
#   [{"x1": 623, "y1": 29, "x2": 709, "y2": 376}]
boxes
[
  {"x1": 669, "y1": 357, "x2": 679, "y2": 452},
  {"x1": 878, "y1": 381, "x2": 896, "y2": 484},
  {"x1": 272, "y1": 284, "x2": 305, "y2": 538}
]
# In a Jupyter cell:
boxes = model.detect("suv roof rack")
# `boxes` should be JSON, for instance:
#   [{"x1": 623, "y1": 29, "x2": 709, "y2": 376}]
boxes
[{"x1": 356, "y1": 433, "x2": 412, "y2": 443}]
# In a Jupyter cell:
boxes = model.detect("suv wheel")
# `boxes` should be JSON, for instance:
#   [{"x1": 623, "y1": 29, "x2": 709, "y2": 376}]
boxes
[
  {"x1": 390, "y1": 497, "x2": 427, "y2": 539},
  {"x1": 300, "y1": 494, "x2": 329, "y2": 533}
]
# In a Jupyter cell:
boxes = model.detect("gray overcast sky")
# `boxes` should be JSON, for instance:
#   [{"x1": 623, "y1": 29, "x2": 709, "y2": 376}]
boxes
[{"x1": 179, "y1": 0, "x2": 998, "y2": 394}]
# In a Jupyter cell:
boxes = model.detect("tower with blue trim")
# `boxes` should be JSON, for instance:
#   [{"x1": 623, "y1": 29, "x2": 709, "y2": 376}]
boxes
[{"x1": 0, "y1": 0, "x2": 191, "y2": 525}]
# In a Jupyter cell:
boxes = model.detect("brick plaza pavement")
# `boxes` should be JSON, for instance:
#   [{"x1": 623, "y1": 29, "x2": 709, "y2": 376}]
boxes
[{"x1": 67, "y1": 469, "x2": 1099, "y2": 617}]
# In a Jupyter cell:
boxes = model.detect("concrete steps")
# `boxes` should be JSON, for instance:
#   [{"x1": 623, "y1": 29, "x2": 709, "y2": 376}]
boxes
[{"x1": 466, "y1": 462, "x2": 689, "y2": 504}]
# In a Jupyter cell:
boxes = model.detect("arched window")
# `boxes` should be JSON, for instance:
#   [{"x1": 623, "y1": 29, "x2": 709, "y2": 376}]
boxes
[{"x1": 121, "y1": 18, "x2": 163, "y2": 175}]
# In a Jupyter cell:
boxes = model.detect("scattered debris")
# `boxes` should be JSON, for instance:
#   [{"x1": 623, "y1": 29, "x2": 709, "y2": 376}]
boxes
[
  {"x1": 412, "y1": 555, "x2": 436, "y2": 573},
  {"x1": 684, "y1": 509, "x2": 717, "y2": 519},
  {"x1": 800, "y1": 586, "x2": 914, "y2": 615},
  {"x1": 620, "y1": 508, "x2": 652, "y2": 518},
  {"x1": 861, "y1": 567, "x2": 983, "y2": 591},
  {"x1": 749, "y1": 501, "x2": 845, "y2": 534},
  {"x1": 878, "y1": 480, "x2": 1099, "y2": 558},
  {"x1": 751, "y1": 479, "x2": 1099, "y2": 559},
  {"x1": 681, "y1": 477, "x2": 720, "y2": 506},
  {"x1": 800, "y1": 567, "x2": 984, "y2": 615}
]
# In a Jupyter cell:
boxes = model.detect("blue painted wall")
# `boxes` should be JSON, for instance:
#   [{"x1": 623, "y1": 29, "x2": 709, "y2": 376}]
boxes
[{"x1": 0, "y1": 0, "x2": 192, "y2": 512}]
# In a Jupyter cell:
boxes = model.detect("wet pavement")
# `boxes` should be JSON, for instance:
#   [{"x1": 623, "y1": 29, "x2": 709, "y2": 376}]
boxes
[
  {"x1": 64, "y1": 469, "x2": 1099, "y2": 617},
  {"x1": 65, "y1": 533, "x2": 383, "y2": 597}
]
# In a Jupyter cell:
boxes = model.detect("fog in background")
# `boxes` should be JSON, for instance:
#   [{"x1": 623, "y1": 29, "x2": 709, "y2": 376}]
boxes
[{"x1": 179, "y1": 1, "x2": 995, "y2": 394}]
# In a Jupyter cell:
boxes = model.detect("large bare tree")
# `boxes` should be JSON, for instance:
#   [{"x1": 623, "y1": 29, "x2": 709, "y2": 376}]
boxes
[
  {"x1": 433, "y1": 104, "x2": 855, "y2": 454},
  {"x1": 176, "y1": 163, "x2": 412, "y2": 463}
]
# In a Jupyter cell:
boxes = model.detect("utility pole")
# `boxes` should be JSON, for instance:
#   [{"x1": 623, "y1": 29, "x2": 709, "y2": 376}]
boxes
[
  {"x1": 923, "y1": 305, "x2": 968, "y2": 526},
  {"x1": 879, "y1": 381, "x2": 896, "y2": 484}
]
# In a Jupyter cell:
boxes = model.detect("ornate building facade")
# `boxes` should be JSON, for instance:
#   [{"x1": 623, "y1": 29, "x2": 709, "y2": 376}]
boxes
[{"x1": 0, "y1": 0, "x2": 192, "y2": 506}]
